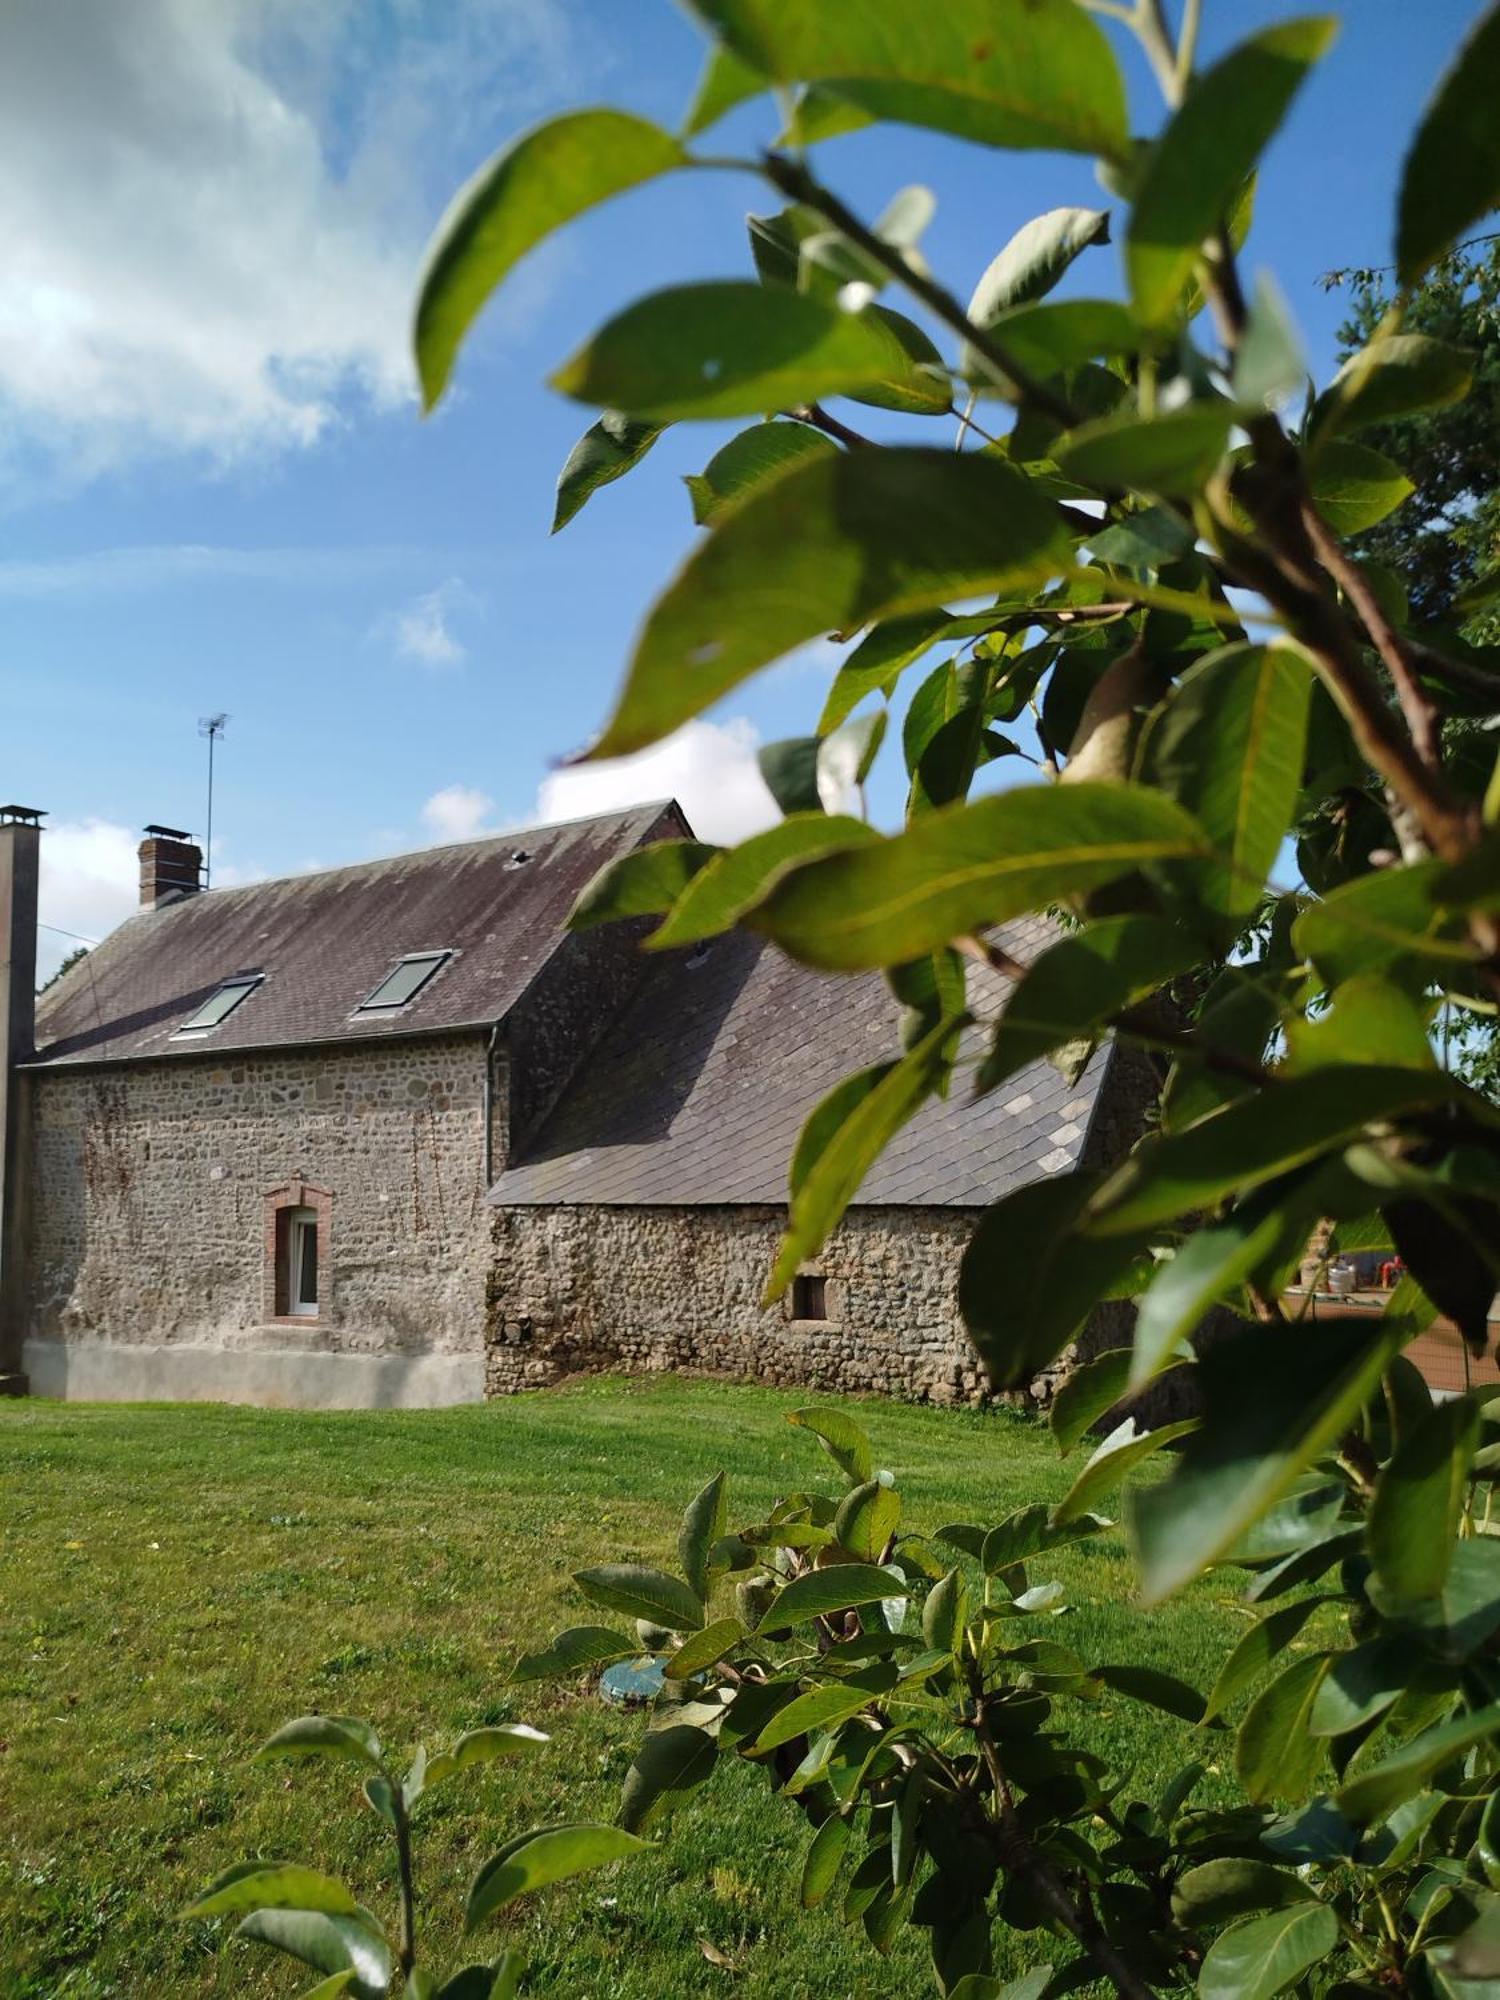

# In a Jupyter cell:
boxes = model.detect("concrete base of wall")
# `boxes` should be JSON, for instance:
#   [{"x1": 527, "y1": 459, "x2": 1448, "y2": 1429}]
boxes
[{"x1": 21, "y1": 1339, "x2": 485, "y2": 1410}]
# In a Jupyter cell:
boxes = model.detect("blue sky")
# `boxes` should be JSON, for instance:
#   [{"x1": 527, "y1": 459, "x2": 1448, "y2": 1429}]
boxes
[{"x1": 4, "y1": 0, "x2": 1487, "y2": 977}]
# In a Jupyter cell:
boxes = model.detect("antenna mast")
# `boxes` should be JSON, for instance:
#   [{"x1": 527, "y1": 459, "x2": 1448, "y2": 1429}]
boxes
[{"x1": 198, "y1": 713, "x2": 229, "y2": 889}]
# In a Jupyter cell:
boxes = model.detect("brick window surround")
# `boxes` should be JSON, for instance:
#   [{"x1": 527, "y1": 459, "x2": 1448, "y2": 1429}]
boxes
[{"x1": 263, "y1": 1180, "x2": 333, "y2": 1325}]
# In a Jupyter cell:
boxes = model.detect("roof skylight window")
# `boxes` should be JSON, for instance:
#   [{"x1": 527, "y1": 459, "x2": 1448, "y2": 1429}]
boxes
[
  {"x1": 357, "y1": 951, "x2": 451, "y2": 1013},
  {"x1": 174, "y1": 973, "x2": 262, "y2": 1036}
]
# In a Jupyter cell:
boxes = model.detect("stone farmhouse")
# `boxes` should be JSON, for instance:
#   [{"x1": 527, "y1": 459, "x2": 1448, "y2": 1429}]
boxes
[{"x1": 0, "y1": 801, "x2": 1149, "y2": 1410}]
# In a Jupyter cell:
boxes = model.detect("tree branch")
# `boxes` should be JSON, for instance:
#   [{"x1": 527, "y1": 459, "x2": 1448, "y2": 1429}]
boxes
[{"x1": 788, "y1": 402, "x2": 875, "y2": 450}]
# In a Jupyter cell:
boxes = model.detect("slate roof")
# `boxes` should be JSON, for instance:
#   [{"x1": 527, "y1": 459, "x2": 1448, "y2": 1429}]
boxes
[
  {"x1": 489, "y1": 918, "x2": 1110, "y2": 1211},
  {"x1": 29, "y1": 804, "x2": 675, "y2": 1067}
]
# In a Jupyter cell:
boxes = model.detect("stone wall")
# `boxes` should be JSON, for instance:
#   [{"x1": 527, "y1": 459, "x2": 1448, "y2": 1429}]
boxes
[
  {"x1": 486, "y1": 1203, "x2": 990, "y2": 1404},
  {"x1": 22, "y1": 1032, "x2": 492, "y2": 1402}
]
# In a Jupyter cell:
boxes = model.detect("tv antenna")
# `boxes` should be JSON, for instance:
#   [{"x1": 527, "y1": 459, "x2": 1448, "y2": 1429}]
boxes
[{"x1": 198, "y1": 713, "x2": 229, "y2": 889}]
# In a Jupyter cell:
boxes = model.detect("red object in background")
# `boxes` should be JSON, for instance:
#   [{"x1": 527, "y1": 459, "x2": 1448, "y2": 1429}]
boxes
[{"x1": 1379, "y1": 1258, "x2": 1405, "y2": 1288}]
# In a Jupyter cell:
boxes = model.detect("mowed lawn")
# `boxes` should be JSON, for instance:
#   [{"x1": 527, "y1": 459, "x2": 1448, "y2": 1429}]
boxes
[{"x1": 2, "y1": 1378, "x2": 1250, "y2": 1998}]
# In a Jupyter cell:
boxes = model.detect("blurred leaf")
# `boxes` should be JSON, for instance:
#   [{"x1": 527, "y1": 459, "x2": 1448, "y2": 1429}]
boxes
[
  {"x1": 1235, "y1": 1652, "x2": 1332, "y2": 1803},
  {"x1": 787, "y1": 1406, "x2": 874, "y2": 1484},
  {"x1": 1311, "y1": 333, "x2": 1475, "y2": 441},
  {"x1": 1368, "y1": 1394, "x2": 1480, "y2": 1605},
  {"x1": 1130, "y1": 1189, "x2": 1300, "y2": 1388},
  {"x1": 466, "y1": 1824, "x2": 650, "y2": 1929},
  {"x1": 590, "y1": 447, "x2": 1071, "y2": 756},
  {"x1": 923, "y1": 1566, "x2": 969, "y2": 1653},
  {"x1": 1173, "y1": 1857, "x2": 1316, "y2": 1926},
  {"x1": 962, "y1": 208, "x2": 1110, "y2": 377},
  {"x1": 297, "y1": 1977, "x2": 357, "y2": 2000},
  {"x1": 572, "y1": 1564, "x2": 706, "y2": 1632},
  {"x1": 752, "y1": 781, "x2": 1208, "y2": 971},
  {"x1": 1308, "y1": 1633, "x2": 1422, "y2": 1737},
  {"x1": 235, "y1": 1910, "x2": 391, "y2": 2000},
  {"x1": 680, "y1": 1472, "x2": 729, "y2": 1602},
  {"x1": 682, "y1": 42, "x2": 766, "y2": 137},
  {"x1": 1054, "y1": 405, "x2": 1233, "y2": 496},
  {"x1": 1306, "y1": 439, "x2": 1414, "y2": 535},
  {"x1": 664, "y1": 1617, "x2": 744, "y2": 1680},
  {"x1": 978, "y1": 298, "x2": 1139, "y2": 383},
  {"x1": 255, "y1": 1717, "x2": 384, "y2": 1771},
  {"x1": 1052, "y1": 1417, "x2": 1197, "y2": 1525},
  {"x1": 569, "y1": 840, "x2": 718, "y2": 931},
  {"x1": 185, "y1": 1864, "x2": 363, "y2": 1921},
  {"x1": 416, "y1": 111, "x2": 686, "y2": 408},
  {"x1": 1087, "y1": 504, "x2": 1196, "y2": 569},
  {"x1": 551, "y1": 283, "x2": 908, "y2": 422},
  {"x1": 1051, "y1": 1346, "x2": 1145, "y2": 1456},
  {"x1": 424, "y1": 1726, "x2": 549, "y2": 1796},
  {"x1": 1126, "y1": 17, "x2": 1336, "y2": 325},
  {"x1": 848, "y1": 305, "x2": 951, "y2": 416},
  {"x1": 1283, "y1": 975, "x2": 1436, "y2": 1073},
  {"x1": 1396, "y1": 1, "x2": 1500, "y2": 283},
  {"x1": 1197, "y1": 1902, "x2": 1339, "y2": 2000},
  {"x1": 817, "y1": 612, "x2": 975, "y2": 734},
  {"x1": 1088, "y1": 1661, "x2": 1207, "y2": 1723},
  {"x1": 680, "y1": 0, "x2": 1130, "y2": 156},
  {"x1": 757, "y1": 738, "x2": 823, "y2": 815},
  {"x1": 1129, "y1": 1314, "x2": 1410, "y2": 1602},
  {"x1": 1233, "y1": 274, "x2": 1306, "y2": 411},
  {"x1": 686, "y1": 420, "x2": 837, "y2": 527},
  {"x1": 1202, "y1": 1596, "x2": 1331, "y2": 1724},
  {"x1": 1293, "y1": 860, "x2": 1475, "y2": 985},
  {"x1": 647, "y1": 814, "x2": 876, "y2": 948},
  {"x1": 767, "y1": 1013, "x2": 964, "y2": 1300},
  {"x1": 961, "y1": 1171, "x2": 1154, "y2": 1389},
  {"x1": 511, "y1": 1626, "x2": 638, "y2": 1683},
  {"x1": 620, "y1": 1723, "x2": 718, "y2": 1831},
  {"x1": 1337, "y1": 1702, "x2": 1500, "y2": 1824},
  {"x1": 818, "y1": 708, "x2": 887, "y2": 811},
  {"x1": 978, "y1": 913, "x2": 1200, "y2": 1096}
]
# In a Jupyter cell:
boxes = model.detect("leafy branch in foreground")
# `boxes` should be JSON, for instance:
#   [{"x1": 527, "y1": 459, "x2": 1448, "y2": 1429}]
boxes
[{"x1": 182, "y1": 1713, "x2": 646, "y2": 1998}]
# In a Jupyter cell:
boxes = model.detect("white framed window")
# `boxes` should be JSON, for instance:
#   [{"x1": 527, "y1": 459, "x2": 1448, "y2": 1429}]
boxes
[
  {"x1": 282, "y1": 1205, "x2": 320, "y2": 1318},
  {"x1": 174, "y1": 972, "x2": 262, "y2": 1037},
  {"x1": 357, "y1": 951, "x2": 451, "y2": 1013}
]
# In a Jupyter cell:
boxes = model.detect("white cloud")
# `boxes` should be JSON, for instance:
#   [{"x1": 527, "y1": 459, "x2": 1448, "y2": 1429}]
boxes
[
  {"x1": 382, "y1": 579, "x2": 475, "y2": 668},
  {"x1": 421, "y1": 784, "x2": 496, "y2": 843},
  {"x1": 0, "y1": 543, "x2": 432, "y2": 598},
  {"x1": 0, "y1": 0, "x2": 579, "y2": 478},
  {"x1": 535, "y1": 717, "x2": 779, "y2": 844},
  {"x1": 36, "y1": 818, "x2": 140, "y2": 985}
]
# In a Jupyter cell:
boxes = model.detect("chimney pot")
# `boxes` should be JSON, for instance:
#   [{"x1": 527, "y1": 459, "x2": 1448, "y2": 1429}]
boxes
[{"x1": 139, "y1": 828, "x2": 203, "y2": 907}]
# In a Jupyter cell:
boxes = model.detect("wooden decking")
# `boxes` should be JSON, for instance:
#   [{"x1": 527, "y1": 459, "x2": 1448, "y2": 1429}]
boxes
[{"x1": 1286, "y1": 1288, "x2": 1500, "y2": 1395}]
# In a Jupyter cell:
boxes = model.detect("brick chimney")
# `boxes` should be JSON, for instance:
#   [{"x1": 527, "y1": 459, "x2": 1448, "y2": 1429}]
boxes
[
  {"x1": 0, "y1": 804, "x2": 42, "y2": 1394},
  {"x1": 139, "y1": 824, "x2": 203, "y2": 907}
]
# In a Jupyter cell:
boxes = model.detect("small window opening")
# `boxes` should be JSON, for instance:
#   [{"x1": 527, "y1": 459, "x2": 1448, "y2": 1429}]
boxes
[
  {"x1": 792, "y1": 1273, "x2": 827, "y2": 1321},
  {"x1": 277, "y1": 1205, "x2": 320, "y2": 1318},
  {"x1": 357, "y1": 950, "x2": 451, "y2": 1013},
  {"x1": 174, "y1": 972, "x2": 262, "y2": 1035},
  {"x1": 506, "y1": 848, "x2": 532, "y2": 869}
]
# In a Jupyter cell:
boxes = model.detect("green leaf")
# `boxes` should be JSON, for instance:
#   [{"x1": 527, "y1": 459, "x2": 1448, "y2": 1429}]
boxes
[
  {"x1": 1306, "y1": 439, "x2": 1414, "y2": 536},
  {"x1": 1126, "y1": 17, "x2": 1336, "y2": 325},
  {"x1": 647, "y1": 815, "x2": 875, "y2": 949},
  {"x1": 1233, "y1": 274, "x2": 1306, "y2": 412},
  {"x1": 962, "y1": 209, "x2": 1111, "y2": 376},
  {"x1": 590, "y1": 447, "x2": 1071, "y2": 756},
  {"x1": 1088, "y1": 1065, "x2": 1458, "y2": 1237},
  {"x1": 834, "y1": 1479, "x2": 902, "y2": 1561},
  {"x1": 423, "y1": 1725, "x2": 550, "y2": 1794},
  {"x1": 511, "y1": 1625, "x2": 638, "y2": 1683},
  {"x1": 569, "y1": 840, "x2": 718, "y2": 932},
  {"x1": 1283, "y1": 975, "x2": 1437, "y2": 1074},
  {"x1": 680, "y1": 1471, "x2": 729, "y2": 1603},
  {"x1": 767, "y1": 1563, "x2": 909, "y2": 1629},
  {"x1": 665, "y1": 1617, "x2": 744, "y2": 1681},
  {"x1": 1129, "y1": 1315, "x2": 1410, "y2": 1603},
  {"x1": 572, "y1": 1565, "x2": 705, "y2": 1632},
  {"x1": 757, "y1": 1668, "x2": 897, "y2": 1753},
  {"x1": 787, "y1": 1406, "x2": 873, "y2": 1485},
  {"x1": 620, "y1": 1722, "x2": 718, "y2": 1831},
  {"x1": 685, "y1": 421, "x2": 837, "y2": 526},
  {"x1": 979, "y1": 299, "x2": 1140, "y2": 384},
  {"x1": 1336, "y1": 1703, "x2": 1500, "y2": 1825},
  {"x1": 922, "y1": 1567, "x2": 969, "y2": 1654},
  {"x1": 1087, "y1": 503, "x2": 1196, "y2": 569},
  {"x1": 758, "y1": 737, "x2": 822, "y2": 815},
  {"x1": 466, "y1": 1824, "x2": 650, "y2": 1929},
  {"x1": 1368, "y1": 1394, "x2": 1480, "y2": 1605},
  {"x1": 1052, "y1": 1417, "x2": 1197, "y2": 1525},
  {"x1": 296, "y1": 1977, "x2": 357, "y2": 2000},
  {"x1": 818, "y1": 709, "x2": 888, "y2": 812},
  {"x1": 1312, "y1": 333, "x2": 1475, "y2": 441},
  {"x1": 754, "y1": 781, "x2": 1208, "y2": 971},
  {"x1": 1130, "y1": 1189, "x2": 1301, "y2": 1389},
  {"x1": 681, "y1": 0, "x2": 1129, "y2": 157},
  {"x1": 255, "y1": 1716, "x2": 383, "y2": 1771},
  {"x1": 1293, "y1": 860, "x2": 1475, "y2": 986},
  {"x1": 962, "y1": 1173, "x2": 1155, "y2": 1390},
  {"x1": 1203, "y1": 1599, "x2": 1331, "y2": 1724},
  {"x1": 553, "y1": 414, "x2": 665, "y2": 534},
  {"x1": 1235, "y1": 1652, "x2": 1333, "y2": 1804},
  {"x1": 1198, "y1": 1903, "x2": 1339, "y2": 2000},
  {"x1": 817, "y1": 613, "x2": 957, "y2": 733},
  {"x1": 1051, "y1": 1346, "x2": 1178, "y2": 1456},
  {"x1": 185, "y1": 1864, "x2": 363, "y2": 1921},
  {"x1": 848, "y1": 305, "x2": 951, "y2": 416},
  {"x1": 236, "y1": 1910, "x2": 391, "y2": 2000},
  {"x1": 682, "y1": 42, "x2": 766, "y2": 138},
  {"x1": 801, "y1": 1814, "x2": 851, "y2": 1908},
  {"x1": 1089, "y1": 1662, "x2": 1207, "y2": 1723},
  {"x1": 766, "y1": 1013, "x2": 964, "y2": 1300},
  {"x1": 977, "y1": 914, "x2": 1202, "y2": 1097},
  {"x1": 1141, "y1": 641, "x2": 1312, "y2": 917},
  {"x1": 436, "y1": 1961, "x2": 523, "y2": 2000},
  {"x1": 1397, "y1": 1, "x2": 1500, "y2": 283},
  {"x1": 416, "y1": 111, "x2": 686, "y2": 409},
  {"x1": 1054, "y1": 404, "x2": 1234, "y2": 497},
  {"x1": 552, "y1": 283, "x2": 909, "y2": 423},
  {"x1": 1308, "y1": 1633, "x2": 1421, "y2": 1737},
  {"x1": 1173, "y1": 1858, "x2": 1317, "y2": 1929}
]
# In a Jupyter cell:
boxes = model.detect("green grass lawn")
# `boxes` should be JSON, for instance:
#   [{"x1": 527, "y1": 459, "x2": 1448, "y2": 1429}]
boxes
[{"x1": 1, "y1": 1378, "x2": 1251, "y2": 1998}]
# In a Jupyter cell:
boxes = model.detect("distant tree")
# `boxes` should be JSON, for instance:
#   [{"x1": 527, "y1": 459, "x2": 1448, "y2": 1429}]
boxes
[{"x1": 39, "y1": 944, "x2": 87, "y2": 993}]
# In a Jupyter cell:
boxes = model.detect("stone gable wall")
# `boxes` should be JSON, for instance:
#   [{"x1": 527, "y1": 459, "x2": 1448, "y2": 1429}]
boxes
[{"x1": 25, "y1": 1033, "x2": 491, "y2": 1363}]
